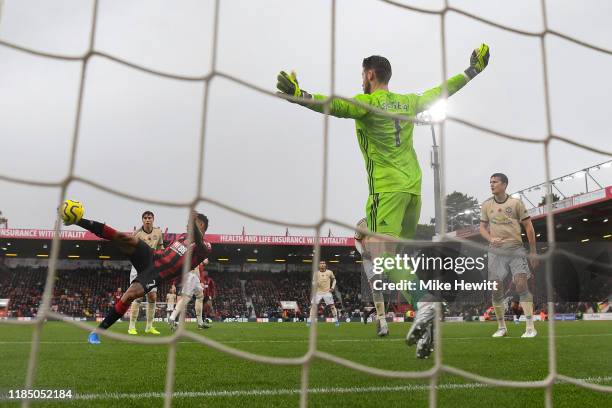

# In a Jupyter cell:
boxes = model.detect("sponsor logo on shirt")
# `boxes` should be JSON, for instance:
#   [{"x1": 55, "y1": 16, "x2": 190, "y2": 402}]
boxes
[
  {"x1": 380, "y1": 101, "x2": 409, "y2": 111},
  {"x1": 169, "y1": 241, "x2": 188, "y2": 256}
]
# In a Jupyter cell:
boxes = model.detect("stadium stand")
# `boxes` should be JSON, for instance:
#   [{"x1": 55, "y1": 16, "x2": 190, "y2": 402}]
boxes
[{"x1": 1, "y1": 263, "x2": 608, "y2": 321}]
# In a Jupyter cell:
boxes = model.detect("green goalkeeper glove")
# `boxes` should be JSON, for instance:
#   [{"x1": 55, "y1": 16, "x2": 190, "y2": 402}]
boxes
[
  {"x1": 276, "y1": 70, "x2": 312, "y2": 102},
  {"x1": 464, "y1": 43, "x2": 490, "y2": 80}
]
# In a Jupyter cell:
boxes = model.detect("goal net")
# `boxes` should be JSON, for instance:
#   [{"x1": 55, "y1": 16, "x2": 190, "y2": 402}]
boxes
[{"x1": 0, "y1": 1, "x2": 610, "y2": 407}]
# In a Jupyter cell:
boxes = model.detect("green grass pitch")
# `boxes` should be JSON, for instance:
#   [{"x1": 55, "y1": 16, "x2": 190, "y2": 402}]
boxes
[{"x1": 0, "y1": 321, "x2": 610, "y2": 407}]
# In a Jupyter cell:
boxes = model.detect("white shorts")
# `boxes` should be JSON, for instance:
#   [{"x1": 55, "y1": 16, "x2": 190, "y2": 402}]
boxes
[
  {"x1": 488, "y1": 247, "x2": 531, "y2": 281},
  {"x1": 130, "y1": 266, "x2": 158, "y2": 293},
  {"x1": 180, "y1": 272, "x2": 203, "y2": 298},
  {"x1": 315, "y1": 292, "x2": 334, "y2": 306},
  {"x1": 166, "y1": 304, "x2": 175, "y2": 312}
]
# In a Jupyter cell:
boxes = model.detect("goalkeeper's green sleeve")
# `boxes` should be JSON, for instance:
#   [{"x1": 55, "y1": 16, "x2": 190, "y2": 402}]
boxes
[{"x1": 415, "y1": 74, "x2": 468, "y2": 113}]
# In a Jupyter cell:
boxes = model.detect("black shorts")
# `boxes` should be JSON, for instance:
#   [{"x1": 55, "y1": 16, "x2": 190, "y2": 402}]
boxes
[
  {"x1": 129, "y1": 240, "x2": 154, "y2": 274},
  {"x1": 132, "y1": 266, "x2": 161, "y2": 295},
  {"x1": 203, "y1": 295, "x2": 210, "y2": 303}
]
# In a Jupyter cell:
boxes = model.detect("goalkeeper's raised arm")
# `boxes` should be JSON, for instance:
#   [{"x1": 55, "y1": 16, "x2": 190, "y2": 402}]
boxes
[{"x1": 275, "y1": 43, "x2": 490, "y2": 118}]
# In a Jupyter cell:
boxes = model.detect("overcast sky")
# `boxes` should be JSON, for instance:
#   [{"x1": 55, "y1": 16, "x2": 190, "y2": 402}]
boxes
[{"x1": 0, "y1": 0, "x2": 610, "y2": 236}]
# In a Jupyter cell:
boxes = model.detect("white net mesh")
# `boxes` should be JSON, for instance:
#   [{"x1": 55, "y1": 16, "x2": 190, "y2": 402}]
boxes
[{"x1": 0, "y1": 1, "x2": 611, "y2": 407}]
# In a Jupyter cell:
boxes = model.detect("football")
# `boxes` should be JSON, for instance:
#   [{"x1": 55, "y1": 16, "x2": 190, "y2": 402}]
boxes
[{"x1": 60, "y1": 200, "x2": 84, "y2": 226}]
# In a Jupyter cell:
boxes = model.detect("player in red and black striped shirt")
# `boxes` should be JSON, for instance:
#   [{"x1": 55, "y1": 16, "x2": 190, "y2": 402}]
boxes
[{"x1": 64, "y1": 211, "x2": 211, "y2": 344}]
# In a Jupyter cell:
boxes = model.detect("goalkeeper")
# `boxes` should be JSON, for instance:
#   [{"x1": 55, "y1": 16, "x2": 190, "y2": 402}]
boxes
[{"x1": 277, "y1": 44, "x2": 490, "y2": 357}]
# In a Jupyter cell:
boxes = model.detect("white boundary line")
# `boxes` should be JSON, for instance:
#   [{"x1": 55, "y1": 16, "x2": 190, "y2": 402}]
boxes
[{"x1": 1, "y1": 376, "x2": 610, "y2": 401}]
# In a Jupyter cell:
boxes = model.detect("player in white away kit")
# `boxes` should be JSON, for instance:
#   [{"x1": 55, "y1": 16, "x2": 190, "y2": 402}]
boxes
[
  {"x1": 308, "y1": 261, "x2": 340, "y2": 327},
  {"x1": 168, "y1": 259, "x2": 209, "y2": 331},
  {"x1": 166, "y1": 285, "x2": 177, "y2": 322},
  {"x1": 480, "y1": 173, "x2": 539, "y2": 338},
  {"x1": 128, "y1": 211, "x2": 164, "y2": 335}
]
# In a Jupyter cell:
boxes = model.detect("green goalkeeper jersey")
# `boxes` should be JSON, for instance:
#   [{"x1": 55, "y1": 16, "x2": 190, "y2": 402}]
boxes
[{"x1": 307, "y1": 73, "x2": 468, "y2": 195}]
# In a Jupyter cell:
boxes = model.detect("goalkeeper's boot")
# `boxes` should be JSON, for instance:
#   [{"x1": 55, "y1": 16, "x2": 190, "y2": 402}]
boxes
[
  {"x1": 376, "y1": 317, "x2": 389, "y2": 337},
  {"x1": 492, "y1": 327, "x2": 508, "y2": 338},
  {"x1": 127, "y1": 328, "x2": 138, "y2": 335},
  {"x1": 521, "y1": 328, "x2": 537, "y2": 338},
  {"x1": 88, "y1": 332, "x2": 101, "y2": 345},
  {"x1": 145, "y1": 327, "x2": 161, "y2": 335},
  {"x1": 406, "y1": 302, "x2": 435, "y2": 346},
  {"x1": 416, "y1": 324, "x2": 434, "y2": 359}
]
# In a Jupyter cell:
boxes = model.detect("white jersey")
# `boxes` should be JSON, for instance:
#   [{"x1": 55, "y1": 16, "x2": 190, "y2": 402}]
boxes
[{"x1": 180, "y1": 269, "x2": 203, "y2": 298}]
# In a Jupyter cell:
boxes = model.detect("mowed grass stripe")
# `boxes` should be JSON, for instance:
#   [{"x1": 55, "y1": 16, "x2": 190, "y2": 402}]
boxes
[
  {"x1": 0, "y1": 332, "x2": 610, "y2": 345},
  {"x1": 1, "y1": 376, "x2": 609, "y2": 401}
]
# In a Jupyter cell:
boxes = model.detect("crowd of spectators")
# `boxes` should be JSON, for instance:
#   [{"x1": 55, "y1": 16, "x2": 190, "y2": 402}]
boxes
[
  {"x1": 0, "y1": 266, "x2": 46, "y2": 317},
  {"x1": 203, "y1": 272, "x2": 248, "y2": 319},
  {"x1": 244, "y1": 269, "x2": 367, "y2": 319},
  {"x1": 0, "y1": 266, "x2": 249, "y2": 319},
  {"x1": 245, "y1": 271, "x2": 311, "y2": 318},
  {"x1": 1, "y1": 265, "x2": 609, "y2": 321}
]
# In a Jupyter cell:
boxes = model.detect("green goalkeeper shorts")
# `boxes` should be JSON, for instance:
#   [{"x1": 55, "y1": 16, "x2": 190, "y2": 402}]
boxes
[{"x1": 365, "y1": 192, "x2": 422, "y2": 239}]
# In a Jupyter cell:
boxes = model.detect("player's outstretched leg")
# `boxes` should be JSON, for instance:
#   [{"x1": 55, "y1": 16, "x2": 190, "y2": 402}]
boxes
[
  {"x1": 77, "y1": 218, "x2": 119, "y2": 240},
  {"x1": 89, "y1": 282, "x2": 145, "y2": 344},
  {"x1": 76, "y1": 218, "x2": 140, "y2": 256}
]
